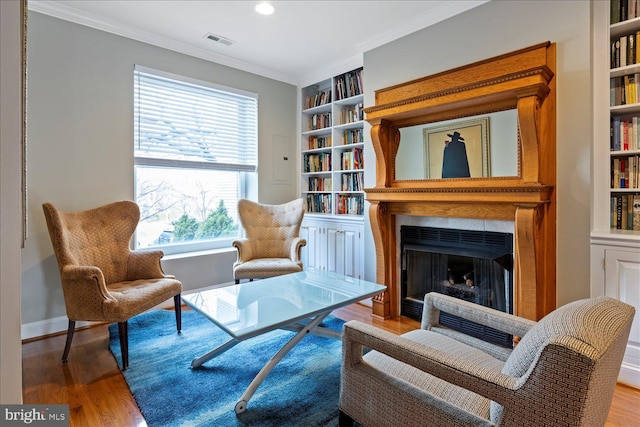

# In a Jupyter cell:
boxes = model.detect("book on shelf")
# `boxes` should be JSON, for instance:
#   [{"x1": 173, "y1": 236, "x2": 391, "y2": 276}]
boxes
[
  {"x1": 304, "y1": 88, "x2": 331, "y2": 109},
  {"x1": 340, "y1": 172, "x2": 364, "y2": 191},
  {"x1": 310, "y1": 112, "x2": 332, "y2": 130},
  {"x1": 611, "y1": 193, "x2": 640, "y2": 230},
  {"x1": 612, "y1": 0, "x2": 640, "y2": 24},
  {"x1": 334, "y1": 68, "x2": 363, "y2": 101},
  {"x1": 611, "y1": 75, "x2": 640, "y2": 105},
  {"x1": 303, "y1": 153, "x2": 332, "y2": 173},
  {"x1": 308, "y1": 176, "x2": 331, "y2": 192},
  {"x1": 308, "y1": 135, "x2": 332, "y2": 150},
  {"x1": 634, "y1": 193, "x2": 640, "y2": 230},
  {"x1": 343, "y1": 128, "x2": 363, "y2": 145},
  {"x1": 340, "y1": 148, "x2": 363, "y2": 171},
  {"x1": 339, "y1": 103, "x2": 363, "y2": 125},
  {"x1": 622, "y1": 194, "x2": 629, "y2": 229},
  {"x1": 610, "y1": 30, "x2": 640, "y2": 69},
  {"x1": 610, "y1": 115, "x2": 640, "y2": 151},
  {"x1": 336, "y1": 194, "x2": 364, "y2": 215},
  {"x1": 611, "y1": 155, "x2": 640, "y2": 188},
  {"x1": 306, "y1": 193, "x2": 331, "y2": 214}
]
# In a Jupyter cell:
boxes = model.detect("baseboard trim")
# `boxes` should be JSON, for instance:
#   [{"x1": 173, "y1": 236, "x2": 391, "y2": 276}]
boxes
[
  {"x1": 619, "y1": 363, "x2": 640, "y2": 389},
  {"x1": 21, "y1": 316, "x2": 98, "y2": 341},
  {"x1": 21, "y1": 284, "x2": 228, "y2": 340}
]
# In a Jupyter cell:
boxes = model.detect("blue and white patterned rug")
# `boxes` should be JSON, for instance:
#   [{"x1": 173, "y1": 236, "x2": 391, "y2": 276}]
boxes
[{"x1": 109, "y1": 309, "x2": 344, "y2": 427}]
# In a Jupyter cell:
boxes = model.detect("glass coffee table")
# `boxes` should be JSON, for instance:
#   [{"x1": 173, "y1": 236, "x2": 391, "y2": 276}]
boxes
[{"x1": 181, "y1": 269, "x2": 386, "y2": 414}]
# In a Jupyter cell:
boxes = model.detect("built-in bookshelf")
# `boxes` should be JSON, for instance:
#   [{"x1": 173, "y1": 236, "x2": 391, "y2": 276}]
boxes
[
  {"x1": 610, "y1": 3, "x2": 640, "y2": 231},
  {"x1": 301, "y1": 68, "x2": 365, "y2": 216},
  {"x1": 591, "y1": 2, "x2": 640, "y2": 390}
]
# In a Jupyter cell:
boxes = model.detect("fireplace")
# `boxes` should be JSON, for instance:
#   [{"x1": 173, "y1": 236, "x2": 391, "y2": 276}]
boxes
[
  {"x1": 363, "y1": 43, "x2": 556, "y2": 322},
  {"x1": 401, "y1": 226, "x2": 514, "y2": 347}
]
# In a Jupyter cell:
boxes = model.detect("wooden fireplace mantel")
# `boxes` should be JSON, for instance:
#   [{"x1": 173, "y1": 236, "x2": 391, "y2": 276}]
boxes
[{"x1": 364, "y1": 42, "x2": 556, "y2": 322}]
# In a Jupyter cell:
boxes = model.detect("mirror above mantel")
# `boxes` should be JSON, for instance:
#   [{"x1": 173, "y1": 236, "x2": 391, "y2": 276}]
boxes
[
  {"x1": 396, "y1": 109, "x2": 519, "y2": 181},
  {"x1": 363, "y1": 42, "x2": 557, "y2": 324}
]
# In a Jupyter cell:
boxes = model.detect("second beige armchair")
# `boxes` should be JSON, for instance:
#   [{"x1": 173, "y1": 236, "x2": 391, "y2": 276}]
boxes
[{"x1": 232, "y1": 198, "x2": 306, "y2": 284}]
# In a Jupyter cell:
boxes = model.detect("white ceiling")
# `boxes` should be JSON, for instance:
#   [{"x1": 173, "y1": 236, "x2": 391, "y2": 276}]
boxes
[{"x1": 28, "y1": 0, "x2": 488, "y2": 86}]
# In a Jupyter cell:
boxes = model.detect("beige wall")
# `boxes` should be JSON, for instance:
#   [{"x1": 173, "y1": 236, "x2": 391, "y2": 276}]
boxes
[
  {"x1": 22, "y1": 12, "x2": 297, "y2": 334},
  {"x1": 0, "y1": 0, "x2": 24, "y2": 403},
  {"x1": 362, "y1": 0, "x2": 592, "y2": 307}
]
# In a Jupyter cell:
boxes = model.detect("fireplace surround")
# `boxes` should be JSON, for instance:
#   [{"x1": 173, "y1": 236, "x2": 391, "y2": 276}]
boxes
[{"x1": 364, "y1": 42, "x2": 556, "y2": 322}]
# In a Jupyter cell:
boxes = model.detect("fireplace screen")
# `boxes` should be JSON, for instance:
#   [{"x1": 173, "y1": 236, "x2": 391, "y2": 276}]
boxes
[{"x1": 401, "y1": 226, "x2": 513, "y2": 347}]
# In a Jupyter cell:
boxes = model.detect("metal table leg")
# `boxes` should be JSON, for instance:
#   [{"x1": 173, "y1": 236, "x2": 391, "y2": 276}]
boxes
[
  {"x1": 234, "y1": 311, "x2": 331, "y2": 414},
  {"x1": 191, "y1": 338, "x2": 239, "y2": 368}
]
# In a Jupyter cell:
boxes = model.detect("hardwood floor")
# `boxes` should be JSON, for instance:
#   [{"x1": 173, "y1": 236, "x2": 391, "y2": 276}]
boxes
[{"x1": 22, "y1": 304, "x2": 640, "y2": 427}]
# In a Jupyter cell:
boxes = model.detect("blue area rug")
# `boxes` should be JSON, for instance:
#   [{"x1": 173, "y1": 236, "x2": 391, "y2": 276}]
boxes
[{"x1": 108, "y1": 309, "x2": 344, "y2": 427}]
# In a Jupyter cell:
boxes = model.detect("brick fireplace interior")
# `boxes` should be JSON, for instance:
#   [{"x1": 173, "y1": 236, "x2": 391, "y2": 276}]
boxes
[{"x1": 364, "y1": 42, "x2": 557, "y2": 323}]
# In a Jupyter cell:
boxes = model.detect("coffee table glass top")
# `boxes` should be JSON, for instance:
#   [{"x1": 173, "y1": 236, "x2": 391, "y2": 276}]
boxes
[{"x1": 181, "y1": 269, "x2": 386, "y2": 340}]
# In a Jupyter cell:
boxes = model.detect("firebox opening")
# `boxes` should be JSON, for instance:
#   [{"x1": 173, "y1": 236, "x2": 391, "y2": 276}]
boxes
[{"x1": 401, "y1": 226, "x2": 514, "y2": 348}]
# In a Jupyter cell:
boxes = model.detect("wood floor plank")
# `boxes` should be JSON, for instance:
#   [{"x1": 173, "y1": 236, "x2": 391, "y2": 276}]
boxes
[{"x1": 22, "y1": 304, "x2": 639, "y2": 427}]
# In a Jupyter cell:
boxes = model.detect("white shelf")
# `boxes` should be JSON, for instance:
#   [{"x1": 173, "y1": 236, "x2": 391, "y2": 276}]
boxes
[
  {"x1": 302, "y1": 103, "x2": 332, "y2": 114},
  {"x1": 611, "y1": 148, "x2": 640, "y2": 156},
  {"x1": 610, "y1": 102, "x2": 640, "y2": 113},
  {"x1": 302, "y1": 146, "x2": 332, "y2": 154},
  {"x1": 334, "y1": 120, "x2": 364, "y2": 131},
  {"x1": 334, "y1": 94, "x2": 363, "y2": 106},
  {"x1": 610, "y1": 188, "x2": 640, "y2": 193},
  {"x1": 611, "y1": 16, "x2": 640, "y2": 38}
]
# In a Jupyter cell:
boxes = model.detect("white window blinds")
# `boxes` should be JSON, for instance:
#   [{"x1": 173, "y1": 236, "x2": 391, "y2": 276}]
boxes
[{"x1": 134, "y1": 66, "x2": 258, "y2": 172}]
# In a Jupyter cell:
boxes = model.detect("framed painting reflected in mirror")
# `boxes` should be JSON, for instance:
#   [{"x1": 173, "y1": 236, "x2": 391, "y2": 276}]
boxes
[{"x1": 424, "y1": 117, "x2": 490, "y2": 179}]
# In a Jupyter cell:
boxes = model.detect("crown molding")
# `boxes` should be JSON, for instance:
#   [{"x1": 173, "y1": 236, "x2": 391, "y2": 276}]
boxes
[
  {"x1": 28, "y1": 0, "x2": 490, "y2": 88},
  {"x1": 27, "y1": 1, "x2": 298, "y2": 85},
  {"x1": 356, "y1": 0, "x2": 490, "y2": 53},
  {"x1": 298, "y1": 0, "x2": 489, "y2": 87},
  {"x1": 298, "y1": 54, "x2": 364, "y2": 88}
]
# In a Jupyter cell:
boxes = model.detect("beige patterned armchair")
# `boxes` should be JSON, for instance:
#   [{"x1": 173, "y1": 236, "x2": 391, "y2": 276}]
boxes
[
  {"x1": 232, "y1": 198, "x2": 306, "y2": 284},
  {"x1": 42, "y1": 201, "x2": 182, "y2": 370},
  {"x1": 340, "y1": 292, "x2": 634, "y2": 427}
]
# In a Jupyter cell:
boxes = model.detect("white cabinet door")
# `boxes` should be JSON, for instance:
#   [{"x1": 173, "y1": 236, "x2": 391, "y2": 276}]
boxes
[
  {"x1": 300, "y1": 221, "x2": 324, "y2": 271},
  {"x1": 605, "y1": 249, "x2": 640, "y2": 387},
  {"x1": 301, "y1": 218, "x2": 363, "y2": 279},
  {"x1": 326, "y1": 223, "x2": 361, "y2": 278},
  {"x1": 326, "y1": 226, "x2": 340, "y2": 274}
]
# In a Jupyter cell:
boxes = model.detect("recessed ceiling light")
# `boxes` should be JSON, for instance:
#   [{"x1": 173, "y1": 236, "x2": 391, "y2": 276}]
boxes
[{"x1": 255, "y1": 2, "x2": 275, "y2": 15}]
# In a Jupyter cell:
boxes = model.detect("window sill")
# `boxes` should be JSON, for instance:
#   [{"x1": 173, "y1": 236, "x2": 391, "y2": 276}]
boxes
[{"x1": 162, "y1": 246, "x2": 236, "y2": 261}]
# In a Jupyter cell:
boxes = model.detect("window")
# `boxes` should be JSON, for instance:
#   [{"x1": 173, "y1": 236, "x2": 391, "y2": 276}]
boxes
[{"x1": 134, "y1": 66, "x2": 258, "y2": 254}]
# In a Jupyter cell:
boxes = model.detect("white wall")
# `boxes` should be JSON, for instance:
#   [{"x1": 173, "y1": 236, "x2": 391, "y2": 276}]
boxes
[
  {"x1": 0, "y1": 0, "x2": 24, "y2": 403},
  {"x1": 362, "y1": 0, "x2": 592, "y2": 307},
  {"x1": 22, "y1": 12, "x2": 298, "y2": 336}
]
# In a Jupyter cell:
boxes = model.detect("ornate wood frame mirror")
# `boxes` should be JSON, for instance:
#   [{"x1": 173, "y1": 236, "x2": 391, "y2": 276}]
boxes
[{"x1": 365, "y1": 42, "x2": 556, "y2": 321}]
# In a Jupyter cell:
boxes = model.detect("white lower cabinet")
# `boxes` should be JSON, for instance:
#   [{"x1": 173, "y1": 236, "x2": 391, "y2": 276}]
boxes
[
  {"x1": 591, "y1": 235, "x2": 640, "y2": 388},
  {"x1": 300, "y1": 217, "x2": 363, "y2": 279}
]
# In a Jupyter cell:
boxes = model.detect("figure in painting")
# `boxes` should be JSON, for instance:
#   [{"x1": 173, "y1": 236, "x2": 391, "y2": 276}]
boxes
[{"x1": 441, "y1": 131, "x2": 470, "y2": 178}]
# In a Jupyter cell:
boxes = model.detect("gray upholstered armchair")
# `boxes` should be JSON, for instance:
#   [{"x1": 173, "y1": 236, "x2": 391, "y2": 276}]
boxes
[
  {"x1": 340, "y1": 292, "x2": 634, "y2": 427},
  {"x1": 43, "y1": 201, "x2": 182, "y2": 370},
  {"x1": 232, "y1": 198, "x2": 306, "y2": 284}
]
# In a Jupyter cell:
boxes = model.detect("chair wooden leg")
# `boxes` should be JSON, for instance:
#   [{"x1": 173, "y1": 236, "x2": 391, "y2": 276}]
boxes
[
  {"x1": 62, "y1": 319, "x2": 75, "y2": 363},
  {"x1": 118, "y1": 321, "x2": 129, "y2": 370},
  {"x1": 338, "y1": 410, "x2": 355, "y2": 427},
  {"x1": 174, "y1": 294, "x2": 182, "y2": 333}
]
